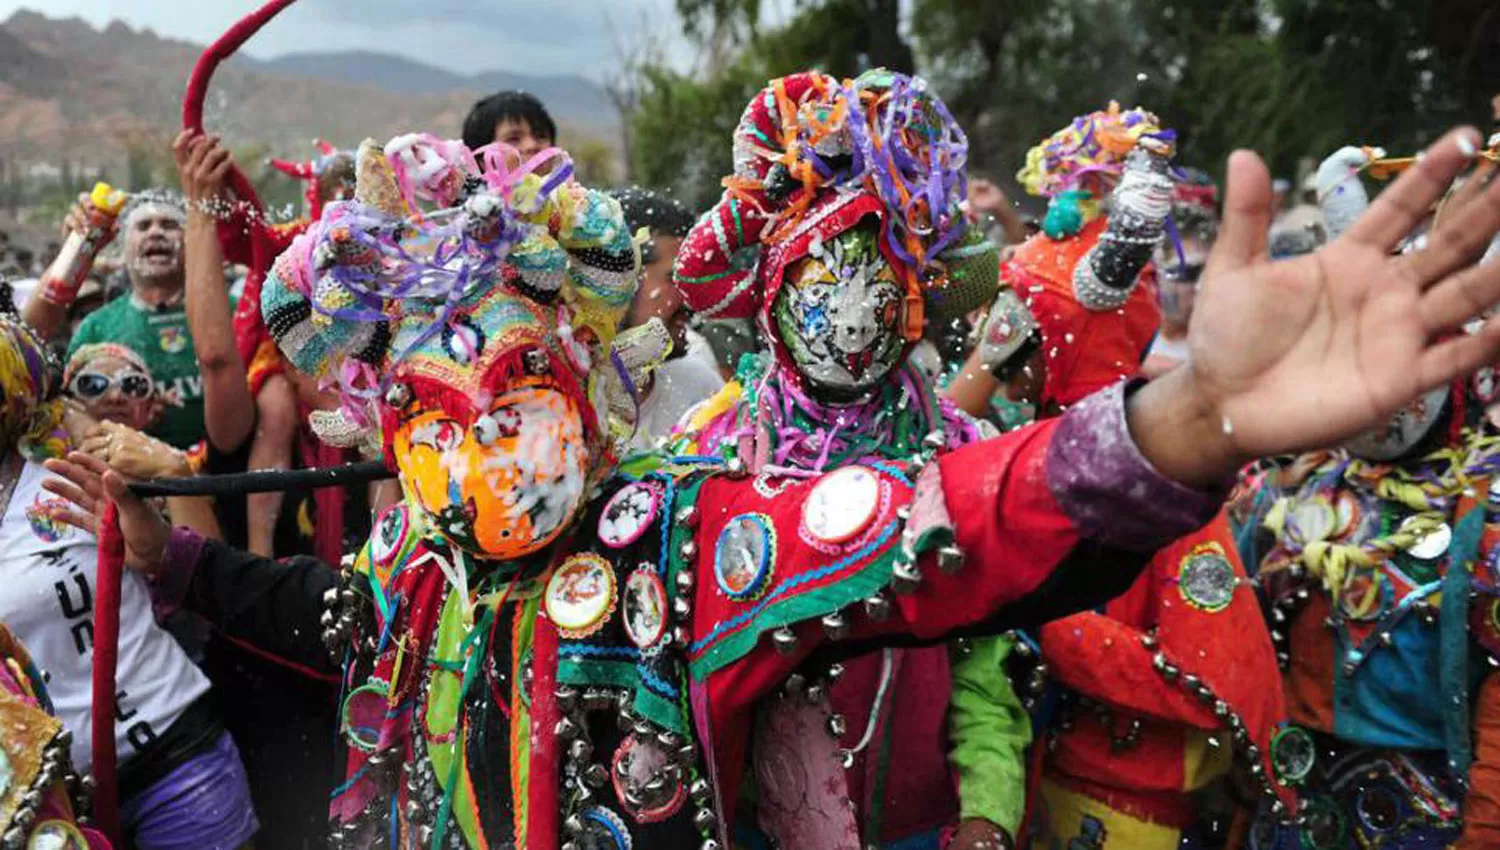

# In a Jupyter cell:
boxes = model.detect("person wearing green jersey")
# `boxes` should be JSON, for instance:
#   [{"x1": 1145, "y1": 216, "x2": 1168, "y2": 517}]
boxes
[{"x1": 62, "y1": 191, "x2": 209, "y2": 450}]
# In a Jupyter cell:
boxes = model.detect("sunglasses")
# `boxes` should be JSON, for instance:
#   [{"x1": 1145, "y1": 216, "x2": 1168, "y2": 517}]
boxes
[{"x1": 70, "y1": 370, "x2": 154, "y2": 400}]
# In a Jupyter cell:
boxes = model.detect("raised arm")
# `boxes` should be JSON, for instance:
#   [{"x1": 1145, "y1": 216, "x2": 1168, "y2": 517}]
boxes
[
  {"x1": 175, "y1": 130, "x2": 255, "y2": 453},
  {"x1": 23, "y1": 193, "x2": 117, "y2": 341}
]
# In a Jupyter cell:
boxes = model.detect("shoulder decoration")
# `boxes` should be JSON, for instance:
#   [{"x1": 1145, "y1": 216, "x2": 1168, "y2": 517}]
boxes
[{"x1": 1175, "y1": 541, "x2": 1238, "y2": 613}]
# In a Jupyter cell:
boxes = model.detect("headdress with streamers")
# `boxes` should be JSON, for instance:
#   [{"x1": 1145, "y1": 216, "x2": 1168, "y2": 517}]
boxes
[
  {"x1": 261, "y1": 133, "x2": 638, "y2": 471},
  {"x1": 1017, "y1": 102, "x2": 1173, "y2": 239},
  {"x1": 675, "y1": 69, "x2": 998, "y2": 377}
]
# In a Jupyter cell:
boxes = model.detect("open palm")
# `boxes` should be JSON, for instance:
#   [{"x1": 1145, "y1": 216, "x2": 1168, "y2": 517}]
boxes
[{"x1": 1187, "y1": 129, "x2": 1500, "y2": 458}]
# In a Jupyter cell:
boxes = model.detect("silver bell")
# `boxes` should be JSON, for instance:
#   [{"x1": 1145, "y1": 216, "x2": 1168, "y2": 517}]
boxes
[
  {"x1": 889, "y1": 561, "x2": 921, "y2": 594},
  {"x1": 821, "y1": 612, "x2": 849, "y2": 640},
  {"x1": 936, "y1": 545, "x2": 965, "y2": 574},
  {"x1": 771, "y1": 627, "x2": 798, "y2": 655},
  {"x1": 827, "y1": 713, "x2": 849, "y2": 738},
  {"x1": 384, "y1": 382, "x2": 412, "y2": 408}
]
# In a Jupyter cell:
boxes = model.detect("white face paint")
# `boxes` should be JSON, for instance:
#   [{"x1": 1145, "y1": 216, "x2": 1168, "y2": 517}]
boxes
[
  {"x1": 123, "y1": 202, "x2": 186, "y2": 283},
  {"x1": 1340, "y1": 387, "x2": 1449, "y2": 461}
]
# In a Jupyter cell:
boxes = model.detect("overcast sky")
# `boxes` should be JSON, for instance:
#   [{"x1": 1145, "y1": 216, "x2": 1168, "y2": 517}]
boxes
[{"x1": 0, "y1": 0, "x2": 698, "y2": 76}]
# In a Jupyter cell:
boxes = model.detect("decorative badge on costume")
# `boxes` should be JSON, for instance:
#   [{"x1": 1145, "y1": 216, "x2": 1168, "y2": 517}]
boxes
[
  {"x1": 714, "y1": 513, "x2": 776, "y2": 601},
  {"x1": 599, "y1": 482, "x2": 663, "y2": 549},
  {"x1": 611, "y1": 733, "x2": 687, "y2": 822},
  {"x1": 1176, "y1": 541, "x2": 1237, "y2": 613},
  {"x1": 370, "y1": 504, "x2": 411, "y2": 568},
  {"x1": 1401, "y1": 517, "x2": 1452, "y2": 561},
  {"x1": 1270, "y1": 725, "x2": 1316, "y2": 786},
  {"x1": 622, "y1": 568, "x2": 668, "y2": 649},
  {"x1": 1341, "y1": 386, "x2": 1448, "y2": 461},
  {"x1": 545, "y1": 553, "x2": 617, "y2": 639},
  {"x1": 802, "y1": 466, "x2": 881, "y2": 545},
  {"x1": 158, "y1": 326, "x2": 188, "y2": 354},
  {"x1": 578, "y1": 806, "x2": 633, "y2": 849},
  {"x1": 26, "y1": 495, "x2": 75, "y2": 544}
]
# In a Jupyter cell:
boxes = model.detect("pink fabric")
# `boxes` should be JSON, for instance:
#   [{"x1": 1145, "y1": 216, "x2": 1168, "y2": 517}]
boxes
[
  {"x1": 753, "y1": 647, "x2": 959, "y2": 847},
  {"x1": 753, "y1": 694, "x2": 861, "y2": 850}
]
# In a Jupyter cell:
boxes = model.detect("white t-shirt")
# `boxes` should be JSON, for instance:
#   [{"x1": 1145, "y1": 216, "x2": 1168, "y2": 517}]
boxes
[
  {"x1": 631, "y1": 330, "x2": 725, "y2": 452},
  {"x1": 0, "y1": 459, "x2": 209, "y2": 770}
]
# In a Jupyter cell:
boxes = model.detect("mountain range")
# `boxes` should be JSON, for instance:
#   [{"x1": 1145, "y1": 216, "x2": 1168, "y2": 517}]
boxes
[{"x1": 0, "y1": 9, "x2": 621, "y2": 172}]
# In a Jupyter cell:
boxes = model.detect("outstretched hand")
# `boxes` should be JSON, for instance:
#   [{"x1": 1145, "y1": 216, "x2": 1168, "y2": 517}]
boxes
[
  {"x1": 42, "y1": 452, "x2": 172, "y2": 574},
  {"x1": 1132, "y1": 128, "x2": 1500, "y2": 487}
]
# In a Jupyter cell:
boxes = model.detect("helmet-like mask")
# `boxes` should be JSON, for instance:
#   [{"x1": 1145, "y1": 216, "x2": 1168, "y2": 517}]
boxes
[{"x1": 263, "y1": 135, "x2": 639, "y2": 559}]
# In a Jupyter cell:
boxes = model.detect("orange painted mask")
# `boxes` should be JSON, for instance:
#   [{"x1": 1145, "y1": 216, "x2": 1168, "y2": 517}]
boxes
[{"x1": 393, "y1": 386, "x2": 590, "y2": 559}]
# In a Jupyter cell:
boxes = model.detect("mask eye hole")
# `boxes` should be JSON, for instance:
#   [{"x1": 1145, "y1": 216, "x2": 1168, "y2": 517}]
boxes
[
  {"x1": 411, "y1": 417, "x2": 463, "y2": 452},
  {"x1": 473, "y1": 409, "x2": 523, "y2": 446}
]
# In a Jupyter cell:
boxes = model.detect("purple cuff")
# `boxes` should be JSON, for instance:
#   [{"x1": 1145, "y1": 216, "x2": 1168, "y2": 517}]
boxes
[
  {"x1": 1045, "y1": 380, "x2": 1226, "y2": 550},
  {"x1": 150, "y1": 528, "x2": 207, "y2": 619}
]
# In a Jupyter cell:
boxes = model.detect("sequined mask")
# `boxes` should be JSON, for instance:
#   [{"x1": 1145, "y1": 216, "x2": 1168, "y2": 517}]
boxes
[
  {"x1": 393, "y1": 387, "x2": 589, "y2": 558},
  {"x1": 772, "y1": 226, "x2": 905, "y2": 399},
  {"x1": 1341, "y1": 387, "x2": 1448, "y2": 461}
]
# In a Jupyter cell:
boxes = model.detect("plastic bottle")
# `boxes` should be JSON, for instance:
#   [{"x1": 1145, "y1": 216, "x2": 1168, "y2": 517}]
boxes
[{"x1": 39, "y1": 182, "x2": 127, "y2": 305}]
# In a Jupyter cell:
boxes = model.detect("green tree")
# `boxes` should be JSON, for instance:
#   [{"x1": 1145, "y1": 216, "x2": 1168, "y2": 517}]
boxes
[{"x1": 633, "y1": 0, "x2": 1499, "y2": 210}]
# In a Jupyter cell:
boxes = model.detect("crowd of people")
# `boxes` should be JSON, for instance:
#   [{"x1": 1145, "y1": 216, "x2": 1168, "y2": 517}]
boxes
[{"x1": 0, "y1": 31, "x2": 1498, "y2": 850}]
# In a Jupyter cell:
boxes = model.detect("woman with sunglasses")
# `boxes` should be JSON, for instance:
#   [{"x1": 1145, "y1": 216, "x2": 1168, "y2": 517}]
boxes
[
  {"x1": 61, "y1": 341, "x2": 222, "y2": 593},
  {"x1": 63, "y1": 344, "x2": 174, "y2": 435}
]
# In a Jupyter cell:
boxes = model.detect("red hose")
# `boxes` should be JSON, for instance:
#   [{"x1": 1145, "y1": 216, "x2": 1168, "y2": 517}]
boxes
[
  {"x1": 181, "y1": 0, "x2": 297, "y2": 218},
  {"x1": 181, "y1": 0, "x2": 300, "y2": 355},
  {"x1": 90, "y1": 501, "x2": 124, "y2": 843}
]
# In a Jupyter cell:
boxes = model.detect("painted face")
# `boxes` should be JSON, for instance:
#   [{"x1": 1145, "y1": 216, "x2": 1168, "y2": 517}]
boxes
[
  {"x1": 123, "y1": 204, "x2": 185, "y2": 283},
  {"x1": 1341, "y1": 387, "x2": 1448, "y2": 461},
  {"x1": 773, "y1": 226, "x2": 905, "y2": 399},
  {"x1": 394, "y1": 387, "x2": 589, "y2": 558},
  {"x1": 68, "y1": 354, "x2": 158, "y2": 432}
]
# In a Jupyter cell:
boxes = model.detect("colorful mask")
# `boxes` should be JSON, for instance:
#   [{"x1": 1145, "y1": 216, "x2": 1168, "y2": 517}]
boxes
[
  {"x1": 772, "y1": 225, "x2": 905, "y2": 398},
  {"x1": 1341, "y1": 387, "x2": 1448, "y2": 461},
  {"x1": 394, "y1": 387, "x2": 589, "y2": 558},
  {"x1": 261, "y1": 135, "x2": 640, "y2": 563}
]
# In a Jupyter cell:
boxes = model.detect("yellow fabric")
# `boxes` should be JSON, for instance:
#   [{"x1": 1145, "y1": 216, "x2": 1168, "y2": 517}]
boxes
[
  {"x1": 1180, "y1": 728, "x2": 1234, "y2": 791},
  {"x1": 1036, "y1": 780, "x2": 1183, "y2": 850}
]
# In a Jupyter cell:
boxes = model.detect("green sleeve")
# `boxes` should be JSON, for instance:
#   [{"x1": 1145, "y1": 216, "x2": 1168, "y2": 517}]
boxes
[{"x1": 948, "y1": 634, "x2": 1032, "y2": 837}]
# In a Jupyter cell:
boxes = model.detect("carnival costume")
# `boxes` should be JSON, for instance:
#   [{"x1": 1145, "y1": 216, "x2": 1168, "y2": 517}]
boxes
[
  {"x1": 139, "y1": 75, "x2": 1232, "y2": 849},
  {"x1": 0, "y1": 624, "x2": 106, "y2": 850},
  {"x1": 976, "y1": 106, "x2": 1295, "y2": 849},
  {"x1": 1234, "y1": 144, "x2": 1500, "y2": 850},
  {"x1": 669, "y1": 71, "x2": 1022, "y2": 849}
]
